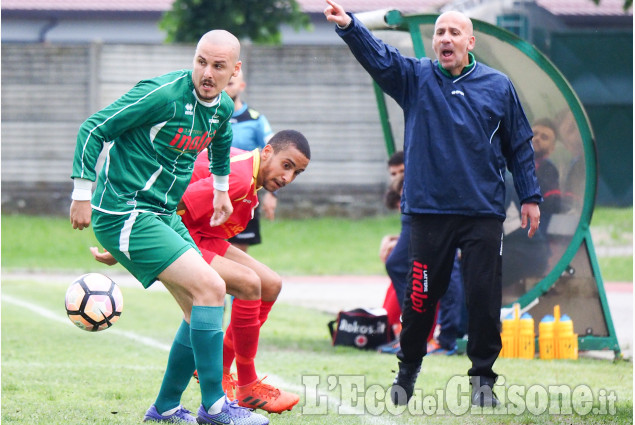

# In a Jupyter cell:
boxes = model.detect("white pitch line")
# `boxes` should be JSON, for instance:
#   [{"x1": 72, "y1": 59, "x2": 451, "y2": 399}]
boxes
[
  {"x1": 2, "y1": 294, "x2": 172, "y2": 351},
  {"x1": 2, "y1": 293, "x2": 397, "y2": 425},
  {"x1": 3, "y1": 294, "x2": 72, "y2": 324}
]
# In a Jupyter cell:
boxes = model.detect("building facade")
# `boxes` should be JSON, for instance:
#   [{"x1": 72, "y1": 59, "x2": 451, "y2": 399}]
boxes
[{"x1": 2, "y1": 0, "x2": 632, "y2": 215}]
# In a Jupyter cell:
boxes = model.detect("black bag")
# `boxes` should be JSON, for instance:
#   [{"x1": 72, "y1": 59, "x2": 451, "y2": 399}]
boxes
[{"x1": 328, "y1": 308, "x2": 390, "y2": 350}]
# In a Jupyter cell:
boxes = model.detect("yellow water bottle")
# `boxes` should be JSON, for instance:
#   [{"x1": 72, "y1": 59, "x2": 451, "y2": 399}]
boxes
[
  {"x1": 556, "y1": 314, "x2": 578, "y2": 359},
  {"x1": 518, "y1": 312, "x2": 535, "y2": 359},
  {"x1": 500, "y1": 303, "x2": 520, "y2": 358},
  {"x1": 539, "y1": 314, "x2": 555, "y2": 360}
]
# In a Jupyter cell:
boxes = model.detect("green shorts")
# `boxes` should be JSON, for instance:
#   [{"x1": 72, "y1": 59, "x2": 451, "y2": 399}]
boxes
[{"x1": 92, "y1": 210, "x2": 200, "y2": 288}]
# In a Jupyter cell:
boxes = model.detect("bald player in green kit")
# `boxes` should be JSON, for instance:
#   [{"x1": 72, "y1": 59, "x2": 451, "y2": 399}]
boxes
[{"x1": 70, "y1": 30, "x2": 269, "y2": 425}]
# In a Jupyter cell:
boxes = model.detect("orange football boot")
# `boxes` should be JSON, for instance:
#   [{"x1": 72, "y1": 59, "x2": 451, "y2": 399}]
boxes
[
  {"x1": 222, "y1": 371, "x2": 238, "y2": 400},
  {"x1": 236, "y1": 376, "x2": 300, "y2": 414}
]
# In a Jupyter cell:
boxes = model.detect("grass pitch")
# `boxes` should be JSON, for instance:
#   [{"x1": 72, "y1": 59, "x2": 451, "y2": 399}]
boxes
[
  {"x1": 1, "y1": 209, "x2": 632, "y2": 423},
  {"x1": 2, "y1": 208, "x2": 632, "y2": 281},
  {"x1": 2, "y1": 278, "x2": 632, "y2": 425}
]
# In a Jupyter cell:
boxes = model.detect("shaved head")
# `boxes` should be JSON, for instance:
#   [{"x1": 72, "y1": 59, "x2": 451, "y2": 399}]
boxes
[
  {"x1": 432, "y1": 10, "x2": 475, "y2": 76},
  {"x1": 192, "y1": 30, "x2": 242, "y2": 101},
  {"x1": 435, "y1": 11, "x2": 473, "y2": 36},
  {"x1": 197, "y1": 30, "x2": 241, "y2": 63}
]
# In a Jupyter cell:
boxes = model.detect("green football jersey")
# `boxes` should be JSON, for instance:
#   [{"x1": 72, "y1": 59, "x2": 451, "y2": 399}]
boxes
[{"x1": 71, "y1": 69, "x2": 233, "y2": 215}]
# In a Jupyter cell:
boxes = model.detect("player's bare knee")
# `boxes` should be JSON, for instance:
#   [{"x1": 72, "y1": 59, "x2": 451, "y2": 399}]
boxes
[
  {"x1": 226, "y1": 267, "x2": 261, "y2": 300},
  {"x1": 190, "y1": 272, "x2": 226, "y2": 305},
  {"x1": 261, "y1": 271, "x2": 282, "y2": 301},
  {"x1": 243, "y1": 272, "x2": 262, "y2": 300}
]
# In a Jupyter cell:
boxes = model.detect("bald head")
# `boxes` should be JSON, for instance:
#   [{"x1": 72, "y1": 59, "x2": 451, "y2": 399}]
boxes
[
  {"x1": 435, "y1": 11, "x2": 473, "y2": 36},
  {"x1": 192, "y1": 30, "x2": 242, "y2": 102},
  {"x1": 197, "y1": 30, "x2": 241, "y2": 63},
  {"x1": 432, "y1": 10, "x2": 475, "y2": 76}
]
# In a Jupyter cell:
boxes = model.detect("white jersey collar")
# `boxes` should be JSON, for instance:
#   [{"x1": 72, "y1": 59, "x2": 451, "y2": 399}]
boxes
[{"x1": 192, "y1": 89, "x2": 221, "y2": 107}]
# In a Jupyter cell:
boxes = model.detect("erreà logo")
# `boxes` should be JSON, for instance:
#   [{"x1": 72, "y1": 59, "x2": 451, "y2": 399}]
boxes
[
  {"x1": 169, "y1": 127, "x2": 215, "y2": 153},
  {"x1": 185, "y1": 103, "x2": 194, "y2": 115}
]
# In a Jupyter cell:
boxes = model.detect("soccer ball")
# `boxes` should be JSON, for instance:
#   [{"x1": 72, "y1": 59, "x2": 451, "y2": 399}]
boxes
[{"x1": 65, "y1": 273, "x2": 123, "y2": 332}]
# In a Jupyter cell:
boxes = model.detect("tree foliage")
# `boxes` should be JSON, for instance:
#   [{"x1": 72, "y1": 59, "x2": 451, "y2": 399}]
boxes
[
  {"x1": 159, "y1": 0, "x2": 311, "y2": 44},
  {"x1": 592, "y1": 0, "x2": 633, "y2": 11}
]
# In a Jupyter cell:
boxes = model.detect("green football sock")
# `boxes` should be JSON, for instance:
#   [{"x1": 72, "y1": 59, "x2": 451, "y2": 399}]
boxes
[
  {"x1": 190, "y1": 305, "x2": 225, "y2": 411},
  {"x1": 154, "y1": 320, "x2": 196, "y2": 414}
]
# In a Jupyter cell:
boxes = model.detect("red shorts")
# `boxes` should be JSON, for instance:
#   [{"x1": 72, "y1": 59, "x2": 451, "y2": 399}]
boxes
[{"x1": 191, "y1": 234, "x2": 231, "y2": 264}]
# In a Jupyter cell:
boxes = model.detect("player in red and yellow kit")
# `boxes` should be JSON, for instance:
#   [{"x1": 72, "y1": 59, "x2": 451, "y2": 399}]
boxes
[{"x1": 92, "y1": 129, "x2": 311, "y2": 414}]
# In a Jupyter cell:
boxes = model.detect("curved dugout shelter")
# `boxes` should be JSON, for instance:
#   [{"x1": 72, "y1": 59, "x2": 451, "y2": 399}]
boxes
[{"x1": 359, "y1": 9, "x2": 620, "y2": 357}]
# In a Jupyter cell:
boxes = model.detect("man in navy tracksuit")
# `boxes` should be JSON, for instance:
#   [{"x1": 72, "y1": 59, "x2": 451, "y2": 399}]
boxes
[{"x1": 325, "y1": 1, "x2": 542, "y2": 407}]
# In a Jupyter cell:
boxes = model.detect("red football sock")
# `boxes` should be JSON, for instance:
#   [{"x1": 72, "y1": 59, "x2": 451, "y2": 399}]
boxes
[
  {"x1": 222, "y1": 300, "x2": 276, "y2": 377},
  {"x1": 222, "y1": 325, "x2": 235, "y2": 372},
  {"x1": 229, "y1": 299, "x2": 261, "y2": 386},
  {"x1": 258, "y1": 300, "x2": 275, "y2": 327}
]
